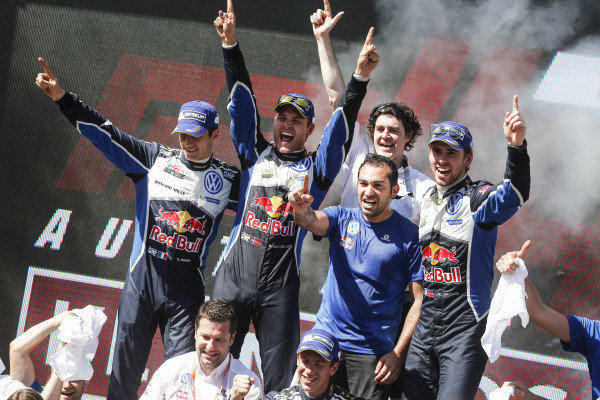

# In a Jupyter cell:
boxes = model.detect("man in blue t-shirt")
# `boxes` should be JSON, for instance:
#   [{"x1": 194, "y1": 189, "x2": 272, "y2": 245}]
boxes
[
  {"x1": 497, "y1": 241, "x2": 600, "y2": 399},
  {"x1": 289, "y1": 153, "x2": 424, "y2": 400}
]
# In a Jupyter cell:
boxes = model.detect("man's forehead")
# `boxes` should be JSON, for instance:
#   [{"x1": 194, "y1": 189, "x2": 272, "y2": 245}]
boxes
[
  {"x1": 298, "y1": 349, "x2": 328, "y2": 361},
  {"x1": 358, "y1": 164, "x2": 389, "y2": 179},
  {"x1": 197, "y1": 318, "x2": 230, "y2": 332},
  {"x1": 375, "y1": 113, "x2": 400, "y2": 125}
]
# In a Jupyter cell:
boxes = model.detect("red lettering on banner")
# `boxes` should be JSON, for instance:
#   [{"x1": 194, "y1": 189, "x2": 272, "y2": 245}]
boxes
[
  {"x1": 396, "y1": 38, "x2": 472, "y2": 127},
  {"x1": 57, "y1": 54, "x2": 226, "y2": 194}
]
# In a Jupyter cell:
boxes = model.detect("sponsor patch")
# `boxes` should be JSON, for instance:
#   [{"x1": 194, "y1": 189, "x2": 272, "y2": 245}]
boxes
[
  {"x1": 180, "y1": 373, "x2": 191, "y2": 384},
  {"x1": 340, "y1": 237, "x2": 354, "y2": 250},
  {"x1": 249, "y1": 236, "x2": 261, "y2": 246},
  {"x1": 422, "y1": 243, "x2": 458, "y2": 265},
  {"x1": 447, "y1": 219, "x2": 462, "y2": 225},
  {"x1": 291, "y1": 158, "x2": 311, "y2": 172},
  {"x1": 205, "y1": 197, "x2": 220, "y2": 205},
  {"x1": 204, "y1": 171, "x2": 223, "y2": 194},
  {"x1": 347, "y1": 221, "x2": 360, "y2": 235},
  {"x1": 446, "y1": 192, "x2": 463, "y2": 215},
  {"x1": 179, "y1": 111, "x2": 206, "y2": 122}
]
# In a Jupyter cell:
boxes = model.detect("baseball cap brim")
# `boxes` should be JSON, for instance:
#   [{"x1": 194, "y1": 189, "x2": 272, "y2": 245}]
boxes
[
  {"x1": 428, "y1": 136, "x2": 466, "y2": 150},
  {"x1": 171, "y1": 120, "x2": 209, "y2": 137},
  {"x1": 297, "y1": 345, "x2": 335, "y2": 361},
  {"x1": 275, "y1": 102, "x2": 311, "y2": 120}
]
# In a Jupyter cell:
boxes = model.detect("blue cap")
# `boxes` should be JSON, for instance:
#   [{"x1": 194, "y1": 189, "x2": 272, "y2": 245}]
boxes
[
  {"x1": 297, "y1": 329, "x2": 340, "y2": 361},
  {"x1": 275, "y1": 93, "x2": 315, "y2": 123},
  {"x1": 172, "y1": 101, "x2": 219, "y2": 137},
  {"x1": 428, "y1": 121, "x2": 473, "y2": 151}
]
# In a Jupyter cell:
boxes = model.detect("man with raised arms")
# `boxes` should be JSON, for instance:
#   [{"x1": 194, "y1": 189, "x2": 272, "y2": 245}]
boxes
[{"x1": 211, "y1": 0, "x2": 379, "y2": 393}]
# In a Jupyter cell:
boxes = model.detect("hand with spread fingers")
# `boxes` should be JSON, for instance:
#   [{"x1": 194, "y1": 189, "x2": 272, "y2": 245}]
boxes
[
  {"x1": 35, "y1": 57, "x2": 66, "y2": 100},
  {"x1": 504, "y1": 94, "x2": 526, "y2": 146},
  {"x1": 355, "y1": 27, "x2": 380, "y2": 78},
  {"x1": 214, "y1": 0, "x2": 236, "y2": 46}
]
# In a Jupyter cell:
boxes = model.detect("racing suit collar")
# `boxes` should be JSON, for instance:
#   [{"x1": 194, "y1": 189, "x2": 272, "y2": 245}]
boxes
[
  {"x1": 179, "y1": 152, "x2": 213, "y2": 171},
  {"x1": 436, "y1": 173, "x2": 470, "y2": 199},
  {"x1": 298, "y1": 382, "x2": 335, "y2": 400},
  {"x1": 272, "y1": 144, "x2": 307, "y2": 162}
]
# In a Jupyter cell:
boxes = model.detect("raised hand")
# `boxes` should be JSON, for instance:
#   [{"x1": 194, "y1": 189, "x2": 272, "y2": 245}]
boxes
[
  {"x1": 288, "y1": 174, "x2": 314, "y2": 213},
  {"x1": 214, "y1": 0, "x2": 236, "y2": 46},
  {"x1": 310, "y1": 0, "x2": 344, "y2": 39},
  {"x1": 504, "y1": 95, "x2": 526, "y2": 146},
  {"x1": 355, "y1": 27, "x2": 379, "y2": 78},
  {"x1": 35, "y1": 57, "x2": 65, "y2": 100},
  {"x1": 496, "y1": 240, "x2": 531, "y2": 274},
  {"x1": 230, "y1": 375, "x2": 255, "y2": 400}
]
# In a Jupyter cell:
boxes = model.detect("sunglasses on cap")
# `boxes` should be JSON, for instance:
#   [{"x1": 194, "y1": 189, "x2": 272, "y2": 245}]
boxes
[
  {"x1": 430, "y1": 123, "x2": 468, "y2": 140},
  {"x1": 277, "y1": 94, "x2": 311, "y2": 109}
]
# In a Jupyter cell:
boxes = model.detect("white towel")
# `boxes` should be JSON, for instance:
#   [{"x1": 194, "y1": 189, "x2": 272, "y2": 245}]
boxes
[
  {"x1": 0, "y1": 375, "x2": 27, "y2": 400},
  {"x1": 48, "y1": 305, "x2": 107, "y2": 381},
  {"x1": 488, "y1": 385, "x2": 514, "y2": 400},
  {"x1": 481, "y1": 258, "x2": 529, "y2": 363}
]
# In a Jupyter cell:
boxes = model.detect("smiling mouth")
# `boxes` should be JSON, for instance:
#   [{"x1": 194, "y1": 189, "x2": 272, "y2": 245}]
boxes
[
  {"x1": 60, "y1": 390, "x2": 75, "y2": 399},
  {"x1": 280, "y1": 132, "x2": 293, "y2": 143}
]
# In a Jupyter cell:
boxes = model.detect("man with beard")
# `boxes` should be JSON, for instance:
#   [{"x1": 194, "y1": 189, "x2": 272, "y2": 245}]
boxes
[
  {"x1": 402, "y1": 96, "x2": 530, "y2": 399},
  {"x1": 212, "y1": 0, "x2": 379, "y2": 392},
  {"x1": 289, "y1": 154, "x2": 423, "y2": 400}
]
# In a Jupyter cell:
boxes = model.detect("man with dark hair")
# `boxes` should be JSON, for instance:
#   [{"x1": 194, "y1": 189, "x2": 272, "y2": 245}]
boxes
[
  {"x1": 35, "y1": 57, "x2": 240, "y2": 400},
  {"x1": 266, "y1": 329, "x2": 364, "y2": 400},
  {"x1": 212, "y1": 0, "x2": 379, "y2": 392},
  {"x1": 402, "y1": 97, "x2": 530, "y2": 399},
  {"x1": 141, "y1": 299, "x2": 263, "y2": 400},
  {"x1": 289, "y1": 154, "x2": 423, "y2": 400},
  {"x1": 309, "y1": 2, "x2": 433, "y2": 226}
]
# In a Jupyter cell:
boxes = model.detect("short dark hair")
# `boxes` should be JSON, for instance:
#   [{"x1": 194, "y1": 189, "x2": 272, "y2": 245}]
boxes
[
  {"x1": 365, "y1": 102, "x2": 422, "y2": 152},
  {"x1": 358, "y1": 153, "x2": 398, "y2": 188},
  {"x1": 206, "y1": 126, "x2": 218, "y2": 136},
  {"x1": 8, "y1": 389, "x2": 44, "y2": 400},
  {"x1": 195, "y1": 298, "x2": 237, "y2": 335}
]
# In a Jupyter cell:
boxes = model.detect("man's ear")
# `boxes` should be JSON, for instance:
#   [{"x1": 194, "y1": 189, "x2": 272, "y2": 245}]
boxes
[
  {"x1": 329, "y1": 361, "x2": 339, "y2": 376},
  {"x1": 391, "y1": 184, "x2": 400, "y2": 198},
  {"x1": 306, "y1": 122, "x2": 315, "y2": 137}
]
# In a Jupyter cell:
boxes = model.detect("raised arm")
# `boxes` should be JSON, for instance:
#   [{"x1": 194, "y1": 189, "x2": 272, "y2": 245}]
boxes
[
  {"x1": 504, "y1": 95, "x2": 526, "y2": 147},
  {"x1": 289, "y1": 174, "x2": 329, "y2": 236},
  {"x1": 9, "y1": 311, "x2": 74, "y2": 386},
  {"x1": 496, "y1": 241, "x2": 570, "y2": 342},
  {"x1": 310, "y1": 0, "x2": 345, "y2": 111}
]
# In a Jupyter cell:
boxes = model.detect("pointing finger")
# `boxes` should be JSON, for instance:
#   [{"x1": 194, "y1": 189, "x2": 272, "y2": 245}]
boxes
[
  {"x1": 302, "y1": 174, "x2": 310, "y2": 193},
  {"x1": 38, "y1": 57, "x2": 54, "y2": 79},
  {"x1": 227, "y1": 0, "x2": 233, "y2": 14},
  {"x1": 516, "y1": 240, "x2": 531, "y2": 259},
  {"x1": 323, "y1": 0, "x2": 331, "y2": 14},
  {"x1": 513, "y1": 94, "x2": 519, "y2": 112},
  {"x1": 364, "y1": 27, "x2": 374, "y2": 47}
]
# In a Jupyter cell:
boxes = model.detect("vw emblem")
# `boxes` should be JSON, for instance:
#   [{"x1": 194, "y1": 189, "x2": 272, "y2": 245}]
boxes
[
  {"x1": 347, "y1": 220, "x2": 360, "y2": 235},
  {"x1": 291, "y1": 157, "x2": 311, "y2": 172},
  {"x1": 446, "y1": 193, "x2": 463, "y2": 216},
  {"x1": 180, "y1": 373, "x2": 191, "y2": 384},
  {"x1": 204, "y1": 171, "x2": 223, "y2": 194}
]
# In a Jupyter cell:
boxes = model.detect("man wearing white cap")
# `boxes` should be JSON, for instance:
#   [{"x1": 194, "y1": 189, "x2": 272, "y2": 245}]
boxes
[
  {"x1": 266, "y1": 329, "x2": 364, "y2": 400},
  {"x1": 35, "y1": 57, "x2": 240, "y2": 400}
]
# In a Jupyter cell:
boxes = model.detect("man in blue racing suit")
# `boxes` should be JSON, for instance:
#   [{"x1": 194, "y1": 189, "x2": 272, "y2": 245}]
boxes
[
  {"x1": 402, "y1": 96, "x2": 530, "y2": 399},
  {"x1": 35, "y1": 57, "x2": 239, "y2": 400},
  {"x1": 211, "y1": 1, "x2": 380, "y2": 392}
]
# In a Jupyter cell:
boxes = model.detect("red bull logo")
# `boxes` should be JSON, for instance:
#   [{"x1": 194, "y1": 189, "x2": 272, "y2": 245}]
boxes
[
  {"x1": 155, "y1": 206, "x2": 206, "y2": 234},
  {"x1": 244, "y1": 211, "x2": 296, "y2": 236},
  {"x1": 424, "y1": 267, "x2": 462, "y2": 284},
  {"x1": 422, "y1": 243, "x2": 458, "y2": 265},
  {"x1": 249, "y1": 193, "x2": 292, "y2": 218},
  {"x1": 149, "y1": 226, "x2": 203, "y2": 253}
]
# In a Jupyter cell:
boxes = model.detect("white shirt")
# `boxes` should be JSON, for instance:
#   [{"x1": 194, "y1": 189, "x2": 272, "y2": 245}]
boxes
[
  {"x1": 340, "y1": 123, "x2": 434, "y2": 225},
  {"x1": 140, "y1": 352, "x2": 263, "y2": 400}
]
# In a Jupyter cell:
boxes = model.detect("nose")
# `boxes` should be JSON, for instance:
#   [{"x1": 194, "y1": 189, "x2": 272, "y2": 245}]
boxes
[{"x1": 364, "y1": 184, "x2": 375, "y2": 196}]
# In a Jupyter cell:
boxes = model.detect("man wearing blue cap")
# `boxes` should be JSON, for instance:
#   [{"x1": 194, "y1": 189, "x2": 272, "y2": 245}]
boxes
[
  {"x1": 35, "y1": 57, "x2": 240, "y2": 400},
  {"x1": 212, "y1": 0, "x2": 379, "y2": 393},
  {"x1": 266, "y1": 329, "x2": 365, "y2": 400},
  {"x1": 401, "y1": 96, "x2": 531, "y2": 399}
]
